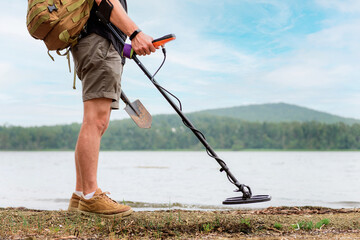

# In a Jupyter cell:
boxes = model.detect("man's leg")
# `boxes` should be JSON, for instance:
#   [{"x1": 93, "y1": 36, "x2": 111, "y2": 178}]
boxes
[
  {"x1": 72, "y1": 97, "x2": 132, "y2": 218},
  {"x1": 75, "y1": 98, "x2": 112, "y2": 195},
  {"x1": 68, "y1": 34, "x2": 131, "y2": 217}
]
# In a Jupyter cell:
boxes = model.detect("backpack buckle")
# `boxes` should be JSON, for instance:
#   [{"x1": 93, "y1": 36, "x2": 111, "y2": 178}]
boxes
[{"x1": 48, "y1": 4, "x2": 58, "y2": 13}]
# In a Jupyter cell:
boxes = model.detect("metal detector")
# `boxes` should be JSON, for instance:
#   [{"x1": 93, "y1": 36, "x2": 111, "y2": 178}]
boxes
[{"x1": 96, "y1": 8, "x2": 271, "y2": 205}]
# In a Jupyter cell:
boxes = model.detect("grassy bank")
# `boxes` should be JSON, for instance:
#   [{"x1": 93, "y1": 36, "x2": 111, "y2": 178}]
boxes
[{"x1": 1, "y1": 207, "x2": 360, "y2": 239}]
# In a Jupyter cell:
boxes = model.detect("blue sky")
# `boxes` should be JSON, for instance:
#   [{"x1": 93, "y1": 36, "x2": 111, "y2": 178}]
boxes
[{"x1": 1, "y1": 0, "x2": 360, "y2": 126}]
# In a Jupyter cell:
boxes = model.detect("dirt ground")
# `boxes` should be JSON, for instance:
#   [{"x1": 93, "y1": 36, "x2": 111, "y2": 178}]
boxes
[{"x1": 1, "y1": 206, "x2": 359, "y2": 239}]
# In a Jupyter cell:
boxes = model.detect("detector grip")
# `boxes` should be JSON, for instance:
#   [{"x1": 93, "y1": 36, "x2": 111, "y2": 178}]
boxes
[
  {"x1": 122, "y1": 34, "x2": 176, "y2": 59},
  {"x1": 152, "y1": 34, "x2": 176, "y2": 48}
]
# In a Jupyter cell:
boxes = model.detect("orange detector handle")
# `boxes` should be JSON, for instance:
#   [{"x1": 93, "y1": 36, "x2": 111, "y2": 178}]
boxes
[
  {"x1": 122, "y1": 34, "x2": 176, "y2": 59},
  {"x1": 152, "y1": 34, "x2": 176, "y2": 48}
]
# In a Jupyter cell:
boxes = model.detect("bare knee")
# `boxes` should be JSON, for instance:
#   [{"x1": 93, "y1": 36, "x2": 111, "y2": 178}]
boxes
[
  {"x1": 83, "y1": 98, "x2": 112, "y2": 135},
  {"x1": 102, "y1": 120, "x2": 110, "y2": 135},
  {"x1": 98, "y1": 116, "x2": 110, "y2": 136},
  {"x1": 95, "y1": 117, "x2": 109, "y2": 135},
  {"x1": 82, "y1": 114, "x2": 109, "y2": 135}
]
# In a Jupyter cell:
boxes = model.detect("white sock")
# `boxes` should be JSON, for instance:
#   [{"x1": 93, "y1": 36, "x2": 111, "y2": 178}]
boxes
[
  {"x1": 84, "y1": 191, "x2": 96, "y2": 200},
  {"x1": 74, "y1": 191, "x2": 83, "y2": 197}
]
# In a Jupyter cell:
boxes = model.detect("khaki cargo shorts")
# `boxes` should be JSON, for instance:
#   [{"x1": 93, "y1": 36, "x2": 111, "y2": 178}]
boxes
[{"x1": 72, "y1": 33, "x2": 123, "y2": 109}]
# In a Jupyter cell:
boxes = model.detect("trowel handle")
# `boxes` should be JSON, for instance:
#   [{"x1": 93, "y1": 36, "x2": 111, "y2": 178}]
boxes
[
  {"x1": 120, "y1": 91, "x2": 130, "y2": 105},
  {"x1": 120, "y1": 91, "x2": 139, "y2": 115},
  {"x1": 122, "y1": 34, "x2": 176, "y2": 59}
]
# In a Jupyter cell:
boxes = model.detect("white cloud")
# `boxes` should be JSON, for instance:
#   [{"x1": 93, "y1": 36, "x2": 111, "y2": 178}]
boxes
[
  {"x1": 250, "y1": 0, "x2": 294, "y2": 34},
  {"x1": 0, "y1": 62, "x2": 12, "y2": 80},
  {"x1": 316, "y1": 0, "x2": 360, "y2": 13},
  {"x1": 168, "y1": 41, "x2": 258, "y2": 74},
  {"x1": 306, "y1": 21, "x2": 360, "y2": 56},
  {"x1": 0, "y1": 15, "x2": 29, "y2": 38},
  {"x1": 258, "y1": 5, "x2": 360, "y2": 87}
]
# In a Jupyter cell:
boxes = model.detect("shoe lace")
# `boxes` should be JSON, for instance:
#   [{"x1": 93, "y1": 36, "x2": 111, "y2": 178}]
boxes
[{"x1": 99, "y1": 191, "x2": 120, "y2": 205}]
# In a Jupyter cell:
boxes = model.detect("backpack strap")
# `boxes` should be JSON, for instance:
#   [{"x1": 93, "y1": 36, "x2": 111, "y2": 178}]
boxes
[{"x1": 55, "y1": 48, "x2": 77, "y2": 89}]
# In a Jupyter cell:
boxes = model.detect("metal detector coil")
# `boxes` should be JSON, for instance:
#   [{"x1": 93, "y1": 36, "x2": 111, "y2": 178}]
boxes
[
  {"x1": 221, "y1": 184, "x2": 271, "y2": 204},
  {"x1": 223, "y1": 195, "x2": 272, "y2": 204}
]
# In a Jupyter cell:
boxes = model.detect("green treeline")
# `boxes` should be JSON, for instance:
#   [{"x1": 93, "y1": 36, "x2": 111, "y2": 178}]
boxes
[{"x1": 1, "y1": 114, "x2": 360, "y2": 151}]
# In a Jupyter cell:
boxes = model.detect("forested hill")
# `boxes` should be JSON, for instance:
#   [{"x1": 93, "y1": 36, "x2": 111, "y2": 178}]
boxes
[
  {"x1": 1, "y1": 113, "x2": 360, "y2": 151},
  {"x1": 195, "y1": 103, "x2": 360, "y2": 125}
]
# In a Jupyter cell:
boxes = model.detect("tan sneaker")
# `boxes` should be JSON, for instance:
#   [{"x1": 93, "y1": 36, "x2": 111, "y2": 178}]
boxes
[
  {"x1": 78, "y1": 189, "x2": 133, "y2": 218},
  {"x1": 68, "y1": 193, "x2": 81, "y2": 212}
]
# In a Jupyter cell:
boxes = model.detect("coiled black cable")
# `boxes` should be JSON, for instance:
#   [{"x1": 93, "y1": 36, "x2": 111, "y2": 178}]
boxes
[{"x1": 149, "y1": 47, "x2": 242, "y2": 192}]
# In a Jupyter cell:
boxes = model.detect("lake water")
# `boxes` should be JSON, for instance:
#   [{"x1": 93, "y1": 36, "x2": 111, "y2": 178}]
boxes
[{"x1": 0, "y1": 151, "x2": 359, "y2": 211}]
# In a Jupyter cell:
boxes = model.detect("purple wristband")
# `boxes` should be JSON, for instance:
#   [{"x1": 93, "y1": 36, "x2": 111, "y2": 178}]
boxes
[{"x1": 122, "y1": 43, "x2": 134, "y2": 59}]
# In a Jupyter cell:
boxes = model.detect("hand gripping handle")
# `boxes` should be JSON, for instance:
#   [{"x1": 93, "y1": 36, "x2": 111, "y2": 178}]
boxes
[{"x1": 122, "y1": 34, "x2": 176, "y2": 59}]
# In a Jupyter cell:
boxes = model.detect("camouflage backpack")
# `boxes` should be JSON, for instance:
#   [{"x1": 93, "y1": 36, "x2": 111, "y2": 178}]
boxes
[
  {"x1": 27, "y1": 0, "x2": 93, "y2": 50},
  {"x1": 26, "y1": 0, "x2": 94, "y2": 88}
]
